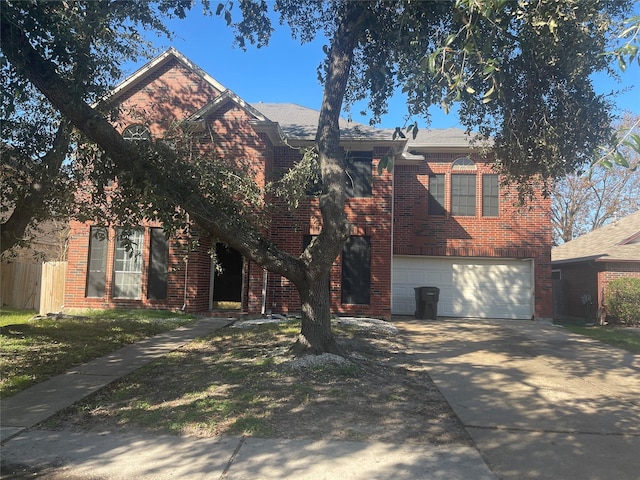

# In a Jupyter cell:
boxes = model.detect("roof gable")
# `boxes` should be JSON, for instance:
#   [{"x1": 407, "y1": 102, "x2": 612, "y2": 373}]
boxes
[
  {"x1": 552, "y1": 210, "x2": 640, "y2": 264},
  {"x1": 189, "y1": 91, "x2": 268, "y2": 123},
  {"x1": 106, "y1": 48, "x2": 227, "y2": 104}
]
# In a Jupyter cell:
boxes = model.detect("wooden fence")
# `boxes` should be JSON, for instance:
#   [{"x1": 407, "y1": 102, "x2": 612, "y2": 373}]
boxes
[{"x1": 1, "y1": 261, "x2": 67, "y2": 315}]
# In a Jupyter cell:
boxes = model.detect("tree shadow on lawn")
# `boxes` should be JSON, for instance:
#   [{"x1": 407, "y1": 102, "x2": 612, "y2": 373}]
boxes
[{"x1": 42, "y1": 322, "x2": 472, "y2": 446}]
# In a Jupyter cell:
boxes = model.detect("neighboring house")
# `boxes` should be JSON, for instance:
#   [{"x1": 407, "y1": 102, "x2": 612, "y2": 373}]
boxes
[
  {"x1": 64, "y1": 48, "x2": 552, "y2": 320},
  {"x1": 551, "y1": 210, "x2": 640, "y2": 320}
]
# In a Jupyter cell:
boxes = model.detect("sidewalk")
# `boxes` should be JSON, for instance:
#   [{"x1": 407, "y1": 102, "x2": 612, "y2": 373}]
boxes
[{"x1": 1, "y1": 317, "x2": 497, "y2": 480}]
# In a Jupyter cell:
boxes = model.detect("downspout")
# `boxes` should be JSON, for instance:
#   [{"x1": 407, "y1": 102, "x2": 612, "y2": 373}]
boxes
[
  {"x1": 261, "y1": 269, "x2": 268, "y2": 316},
  {"x1": 181, "y1": 213, "x2": 190, "y2": 312},
  {"x1": 390, "y1": 157, "x2": 396, "y2": 314},
  {"x1": 208, "y1": 255, "x2": 215, "y2": 311},
  {"x1": 182, "y1": 253, "x2": 189, "y2": 311}
]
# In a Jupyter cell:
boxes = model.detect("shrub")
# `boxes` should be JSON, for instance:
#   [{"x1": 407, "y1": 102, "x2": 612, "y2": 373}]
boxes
[{"x1": 606, "y1": 278, "x2": 640, "y2": 326}]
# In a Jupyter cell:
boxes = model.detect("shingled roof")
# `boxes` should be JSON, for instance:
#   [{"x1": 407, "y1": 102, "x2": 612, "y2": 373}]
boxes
[
  {"x1": 251, "y1": 103, "x2": 396, "y2": 141},
  {"x1": 552, "y1": 210, "x2": 640, "y2": 264},
  {"x1": 250, "y1": 102, "x2": 484, "y2": 153}
]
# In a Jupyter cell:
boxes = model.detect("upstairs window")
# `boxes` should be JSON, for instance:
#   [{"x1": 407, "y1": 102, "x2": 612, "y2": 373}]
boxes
[
  {"x1": 452, "y1": 157, "x2": 476, "y2": 170},
  {"x1": 345, "y1": 151, "x2": 372, "y2": 197},
  {"x1": 451, "y1": 174, "x2": 476, "y2": 216},
  {"x1": 426, "y1": 159, "x2": 499, "y2": 217},
  {"x1": 482, "y1": 174, "x2": 499, "y2": 217},
  {"x1": 428, "y1": 175, "x2": 446, "y2": 215},
  {"x1": 122, "y1": 124, "x2": 151, "y2": 142}
]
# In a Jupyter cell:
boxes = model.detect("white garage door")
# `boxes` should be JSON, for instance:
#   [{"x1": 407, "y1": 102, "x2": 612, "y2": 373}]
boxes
[{"x1": 392, "y1": 256, "x2": 533, "y2": 319}]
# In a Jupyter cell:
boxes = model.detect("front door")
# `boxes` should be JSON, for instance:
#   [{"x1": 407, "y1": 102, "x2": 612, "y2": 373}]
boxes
[{"x1": 211, "y1": 244, "x2": 243, "y2": 309}]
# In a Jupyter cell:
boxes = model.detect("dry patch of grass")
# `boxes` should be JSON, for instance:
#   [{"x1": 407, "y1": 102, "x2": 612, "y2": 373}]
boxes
[{"x1": 45, "y1": 320, "x2": 471, "y2": 446}]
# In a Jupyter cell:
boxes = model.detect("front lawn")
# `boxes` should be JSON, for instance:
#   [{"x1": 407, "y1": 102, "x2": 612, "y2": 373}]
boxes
[
  {"x1": 559, "y1": 323, "x2": 640, "y2": 354},
  {"x1": 0, "y1": 308, "x2": 195, "y2": 398}
]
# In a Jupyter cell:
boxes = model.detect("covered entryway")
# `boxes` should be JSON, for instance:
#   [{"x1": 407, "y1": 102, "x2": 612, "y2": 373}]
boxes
[
  {"x1": 392, "y1": 256, "x2": 533, "y2": 319},
  {"x1": 210, "y1": 244, "x2": 243, "y2": 309}
]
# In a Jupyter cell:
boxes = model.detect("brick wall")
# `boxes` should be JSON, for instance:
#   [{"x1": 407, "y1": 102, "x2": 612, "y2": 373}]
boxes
[
  {"x1": 115, "y1": 58, "x2": 221, "y2": 136},
  {"x1": 556, "y1": 261, "x2": 640, "y2": 319},
  {"x1": 600, "y1": 262, "x2": 640, "y2": 311},
  {"x1": 394, "y1": 153, "x2": 553, "y2": 319},
  {"x1": 65, "y1": 220, "x2": 199, "y2": 311},
  {"x1": 262, "y1": 146, "x2": 394, "y2": 319}
]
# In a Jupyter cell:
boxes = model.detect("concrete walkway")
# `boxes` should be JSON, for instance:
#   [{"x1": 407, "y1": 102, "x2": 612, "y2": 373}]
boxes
[
  {"x1": 1, "y1": 316, "x2": 496, "y2": 480},
  {"x1": 396, "y1": 318, "x2": 640, "y2": 480}
]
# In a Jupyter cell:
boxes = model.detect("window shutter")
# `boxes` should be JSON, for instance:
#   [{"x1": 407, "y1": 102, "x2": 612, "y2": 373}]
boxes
[
  {"x1": 341, "y1": 236, "x2": 371, "y2": 305},
  {"x1": 148, "y1": 228, "x2": 169, "y2": 300},
  {"x1": 86, "y1": 227, "x2": 107, "y2": 298}
]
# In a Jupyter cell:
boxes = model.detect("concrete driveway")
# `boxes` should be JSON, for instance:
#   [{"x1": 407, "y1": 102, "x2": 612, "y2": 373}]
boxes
[{"x1": 394, "y1": 318, "x2": 640, "y2": 480}]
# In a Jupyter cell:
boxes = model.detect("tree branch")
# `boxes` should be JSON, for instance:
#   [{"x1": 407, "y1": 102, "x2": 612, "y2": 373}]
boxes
[{"x1": 0, "y1": 13, "x2": 305, "y2": 284}]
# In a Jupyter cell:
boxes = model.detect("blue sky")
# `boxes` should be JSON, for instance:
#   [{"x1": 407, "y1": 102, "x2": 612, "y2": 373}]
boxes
[{"x1": 134, "y1": 8, "x2": 640, "y2": 130}]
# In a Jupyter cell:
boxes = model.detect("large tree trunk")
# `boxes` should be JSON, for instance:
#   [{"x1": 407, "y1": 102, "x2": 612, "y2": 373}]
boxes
[
  {"x1": 292, "y1": 271, "x2": 343, "y2": 356},
  {"x1": 292, "y1": 2, "x2": 364, "y2": 355}
]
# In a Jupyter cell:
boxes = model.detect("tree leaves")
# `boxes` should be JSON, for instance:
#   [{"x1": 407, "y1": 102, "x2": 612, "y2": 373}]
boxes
[{"x1": 609, "y1": 15, "x2": 640, "y2": 71}]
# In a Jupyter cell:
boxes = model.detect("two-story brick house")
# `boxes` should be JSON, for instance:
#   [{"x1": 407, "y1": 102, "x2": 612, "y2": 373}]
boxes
[{"x1": 64, "y1": 48, "x2": 552, "y2": 320}]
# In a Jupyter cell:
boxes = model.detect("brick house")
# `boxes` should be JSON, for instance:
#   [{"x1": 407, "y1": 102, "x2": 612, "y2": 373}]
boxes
[
  {"x1": 551, "y1": 210, "x2": 640, "y2": 320},
  {"x1": 64, "y1": 48, "x2": 553, "y2": 320}
]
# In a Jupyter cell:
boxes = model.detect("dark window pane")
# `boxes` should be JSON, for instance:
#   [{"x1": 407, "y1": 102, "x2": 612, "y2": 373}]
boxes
[
  {"x1": 341, "y1": 236, "x2": 371, "y2": 305},
  {"x1": 428, "y1": 174, "x2": 446, "y2": 215},
  {"x1": 86, "y1": 227, "x2": 107, "y2": 298},
  {"x1": 482, "y1": 174, "x2": 499, "y2": 217},
  {"x1": 345, "y1": 152, "x2": 372, "y2": 197},
  {"x1": 148, "y1": 228, "x2": 169, "y2": 300},
  {"x1": 451, "y1": 175, "x2": 476, "y2": 216}
]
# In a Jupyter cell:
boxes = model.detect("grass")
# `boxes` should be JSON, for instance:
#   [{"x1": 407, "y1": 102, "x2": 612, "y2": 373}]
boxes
[
  {"x1": 0, "y1": 307, "x2": 195, "y2": 398},
  {"x1": 559, "y1": 323, "x2": 640, "y2": 354},
  {"x1": 48, "y1": 322, "x2": 304, "y2": 437},
  {"x1": 40, "y1": 320, "x2": 474, "y2": 445},
  {"x1": 0, "y1": 308, "x2": 37, "y2": 327}
]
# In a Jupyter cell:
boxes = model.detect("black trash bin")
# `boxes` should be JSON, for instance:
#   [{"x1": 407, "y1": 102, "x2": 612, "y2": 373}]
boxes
[{"x1": 414, "y1": 287, "x2": 440, "y2": 320}]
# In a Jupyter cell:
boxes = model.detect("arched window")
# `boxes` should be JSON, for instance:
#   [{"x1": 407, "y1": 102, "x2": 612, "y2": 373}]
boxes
[
  {"x1": 452, "y1": 157, "x2": 476, "y2": 170},
  {"x1": 122, "y1": 124, "x2": 151, "y2": 142}
]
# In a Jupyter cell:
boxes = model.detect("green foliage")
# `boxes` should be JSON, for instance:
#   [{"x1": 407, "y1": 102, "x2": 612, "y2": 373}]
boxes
[
  {"x1": 226, "y1": 0, "x2": 634, "y2": 192},
  {"x1": 609, "y1": 15, "x2": 640, "y2": 71},
  {"x1": 0, "y1": 0, "x2": 205, "y2": 255},
  {"x1": 268, "y1": 147, "x2": 321, "y2": 209},
  {"x1": 606, "y1": 277, "x2": 640, "y2": 325}
]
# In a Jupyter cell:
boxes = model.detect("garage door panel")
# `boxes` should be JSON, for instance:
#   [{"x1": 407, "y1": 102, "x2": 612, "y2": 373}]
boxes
[{"x1": 392, "y1": 256, "x2": 533, "y2": 319}]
